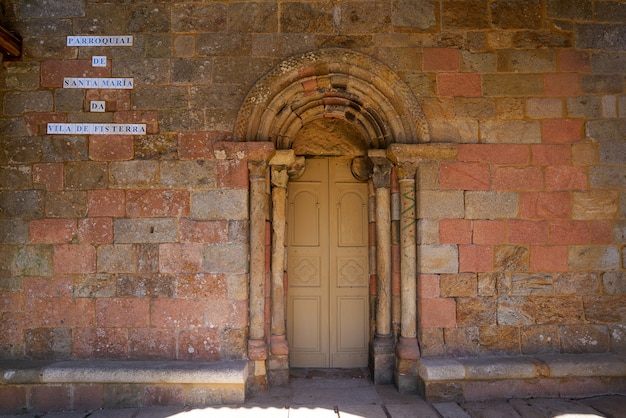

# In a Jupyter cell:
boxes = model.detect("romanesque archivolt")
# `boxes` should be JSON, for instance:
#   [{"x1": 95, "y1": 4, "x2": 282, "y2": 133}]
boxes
[{"x1": 234, "y1": 48, "x2": 430, "y2": 149}]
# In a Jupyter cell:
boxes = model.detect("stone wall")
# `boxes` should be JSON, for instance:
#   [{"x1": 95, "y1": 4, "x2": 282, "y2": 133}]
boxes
[{"x1": 0, "y1": 0, "x2": 624, "y2": 365}]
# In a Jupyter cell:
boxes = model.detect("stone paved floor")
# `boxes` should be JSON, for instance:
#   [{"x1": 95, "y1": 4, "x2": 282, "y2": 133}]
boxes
[{"x1": 2, "y1": 369, "x2": 625, "y2": 417}]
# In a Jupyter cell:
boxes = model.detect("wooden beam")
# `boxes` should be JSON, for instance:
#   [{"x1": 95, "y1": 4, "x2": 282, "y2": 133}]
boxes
[{"x1": 0, "y1": 25, "x2": 21, "y2": 57}]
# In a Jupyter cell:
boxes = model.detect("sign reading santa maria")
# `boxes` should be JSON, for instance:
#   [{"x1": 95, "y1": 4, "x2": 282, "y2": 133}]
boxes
[
  {"x1": 67, "y1": 36, "x2": 133, "y2": 47},
  {"x1": 63, "y1": 78, "x2": 134, "y2": 89},
  {"x1": 47, "y1": 123, "x2": 147, "y2": 135}
]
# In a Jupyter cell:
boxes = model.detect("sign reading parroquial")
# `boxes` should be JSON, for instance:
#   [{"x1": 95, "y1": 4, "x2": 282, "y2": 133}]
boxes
[{"x1": 92, "y1": 56, "x2": 107, "y2": 67}]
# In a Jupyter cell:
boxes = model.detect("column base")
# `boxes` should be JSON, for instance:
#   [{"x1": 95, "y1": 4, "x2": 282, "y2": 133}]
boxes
[
  {"x1": 248, "y1": 338, "x2": 268, "y2": 361},
  {"x1": 267, "y1": 354, "x2": 289, "y2": 386},
  {"x1": 371, "y1": 334, "x2": 395, "y2": 385},
  {"x1": 394, "y1": 336, "x2": 419, "y2": 394},
  {"x1": 268, "y1": 334, "x2": 289, "y2": 386}
]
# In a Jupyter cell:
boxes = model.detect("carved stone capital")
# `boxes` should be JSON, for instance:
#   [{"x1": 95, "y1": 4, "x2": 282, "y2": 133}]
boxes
[
  {"x1": 351, "y1": 156, "x2": 373, "y2": 181},
  {"x1": 271, "y1": 166, "x2": 289, "y2": 188},
  {"x1": 287, "y1": 156, "x2": 306, "y2": 181},
  {"x1": 368, "y1": 149, "x2": 393, "y2": 189},
  {"x1": 248, "y1": 160, "x2": 268, "y2": 180}
]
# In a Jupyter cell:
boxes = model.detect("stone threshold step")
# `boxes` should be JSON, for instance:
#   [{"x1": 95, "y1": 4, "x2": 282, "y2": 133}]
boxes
[{"x1": 0, "y1": 359, "x2": 248, "y2": 385}]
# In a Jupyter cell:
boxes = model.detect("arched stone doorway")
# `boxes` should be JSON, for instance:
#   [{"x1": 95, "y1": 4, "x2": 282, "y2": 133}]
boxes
[{"x1": 234, "y1": 48, "x2": 432, "y2": 392}]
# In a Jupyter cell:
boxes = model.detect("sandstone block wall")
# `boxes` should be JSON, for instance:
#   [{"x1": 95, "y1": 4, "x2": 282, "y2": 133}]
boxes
[{"x1": 0, "y1": 0, "x2": 624, "y2": 362}]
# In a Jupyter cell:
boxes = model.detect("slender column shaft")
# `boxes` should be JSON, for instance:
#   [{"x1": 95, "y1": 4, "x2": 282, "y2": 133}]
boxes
[
  {"x1": 398, "y1": 175, "x2": 417, "y2": 339},
  {"x1": 270, "y1": 167, "x2": 289, "y2": 337},
  {"x1": 370, "y1": 155, "x2": 393, "y2": 338},
  {"x1": 375, "y1": 186, "x2": 392, "y2": 336},
  {"x1": 248, "y1": 162, "x2": 267, "y2": 341}
]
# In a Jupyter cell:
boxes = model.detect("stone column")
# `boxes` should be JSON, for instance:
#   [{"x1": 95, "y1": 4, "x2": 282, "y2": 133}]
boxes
[
  {"x1": 394, "y1": 161, "x2": 420, "y2": 393},
  {"x1": 368, "y1": 149, "x2": 394, "y2": 385},
  {"x1": 247, "y1": 161, "x2": 268, "y2": 369},
  {"x1": 267, "y1": 150, "x2": 296, "y2": 386},
  {"x1": 387, "y1": 143, "x2": 458, "y2": 393}
]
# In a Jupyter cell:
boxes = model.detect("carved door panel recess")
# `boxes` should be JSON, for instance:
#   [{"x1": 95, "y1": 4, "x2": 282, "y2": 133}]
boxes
[{"x1": 288, "y1": 158, "x2": 369, "y2": 368}]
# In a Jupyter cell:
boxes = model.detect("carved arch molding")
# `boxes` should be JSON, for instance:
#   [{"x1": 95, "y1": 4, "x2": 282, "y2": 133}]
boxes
[{"x1": 236, "y1": 48, "x2": 434, "y2": 392}]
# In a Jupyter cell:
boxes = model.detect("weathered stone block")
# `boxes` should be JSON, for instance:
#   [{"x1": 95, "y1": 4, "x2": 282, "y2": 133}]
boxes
[
  {"x1": 191, "y1": 190, "x2": 248, "y2": 220},
  {"x1": 440, "y1": 273, "x2": 477, "y2": 297},
  {"x1": 338, "y1": 2, "x2": 391, "y2": 34},
  {"x1": 127, "y1": 4, "x2": 170, "y2": 33},
  {"x1": 109, "y1": 161, "x2": 159, "y2": 189},
  {"x1": 54, "y1": 244, "x2": 96, "y2": 274},
  {"x1": 457, "y1": 297, "x2": 496, "y2": 327},
  {"x1": 418, "y1": 245, "x2": 459, "y2": 274},
  {"x1": 0, "y1": 165, "x2": 32, "y2": 190},
  {"x1": 29, "y1": 218, "x2": 76, "y2": 244},
  {"x1": 73, "y1": 273, "x2": 116, "y2": 298},
  {"x1": 114, "y1": 218, "x2": 178, "y2": 243},
  {"x1": 45, "y1": 191, "x2": 87, "y2": 218},
  {"x1": 172, "y1": 3, "x2": 226, "y2": 32},
  {"x1": 418, "y1": 190, "x2": 464, "y2": 219},
  {"x1": 444, "y1": 327, "x2": 480, "y2": 356},
  {"x1": 581, "y1": 166, "x2": 626, "y2": 189},
  {"x1": 465, "y1": 191, "x2": 518, "y2": 220},
  {"x1": 419, "y1": 298, "x2": 457, "y2": 328},
  {"x1": 568, "y1": 245, "x2": 620, "y2": 271},
  {"x1": 203, "y1": 243, "x2": 248, "y2": 274},
  {"x1": 65, "y1": 162, "x2": 108, "y2": 190},
  {"x1": 0, "y1": 244, "x2": 53, "y2": 277},
  {"x1": 428, "y1": 120, "x2": 479, "y2": 143},
  {"x1": 554, "y1": 272, "x2": 599, "y2": 295},
  {"x1": 521, "y1": 324, "x2": 560, "y2": 354},
  {"x1": 228, "y1": 2, "x2": 277, "y2": 33},
  {"x1": 581, "y1": 75, "x2": 623, "y2": 94},
  {"x1": 158, "y1": 109, "x2": 205, "y2": 133},
  {"x1": 440, "y1": 162, "x2": 489, "y2": 190},
  {"x1": 511, "y1": 273, "x2": 553, "y2": 295},
  {"x1": 586, "y1": 119, "x2": 626, "y2": 143},
  {"x1": 280, "y1": 2, "x2": 335, "y2": 33},
  {"x1": 559, "y1": 324, "x2": 609, "y2": 354},
  {"x1": 0, "y1": 190, "x2": 43, "y2": 218},
  {"x1": 482, "y1": 74, "x2": 543, "y2": 97},
  {"x1": 391, "y1": 0, "x2": 435, "y2": 30},
  {"x1": 171, "y1": 58, "x2": 212, "y2": 84},
  {"x1": 160, "y1": 161, "x2": 216, "y2": 189},
  {"x1": 439, "y1": 218, "x2": 472, "y2": 244},
  {"x1": 0, "y1": 219, "x2": 29, "y2": 243},
  {"x1": 1, "y1": 62, "x2": 40, "y2": 90},
  {"x1": 43, "y1": 136, "x2": 87, "y2": 162},
  {"x1": 0, "y1": 386, "x2": 27, "y2": 415},
  {"x1": 490, "y1": 0, "x2": 542, "y2": 29},
  {"x1": 3, "y1": 91, "x2": 53, "y2": 115},
  {"x1": 572, "y1": 191, "x2": 619, "y2": 220},
  {"x1": 25, "y1": 328, "x2": 72, "y2": 360},
  {"x1": 575, "y1": 23, "x2": 626, "y2": 51},
  {"x1": 479, "y1": 120, "x2": 541, "y2": 143},
  {"x1": 126, "y1": 190, "x2": 190, "y2": 218},
  {"x1": 602, "y1": 272, "x2": 626, "y2": 294},
  {"x1": 526, "y1": 98, "x2": 563, "y2": 119},
  {"x1": 497, "y1": 296, "x2": 584, "y2": 326},
  {"x1": 584, "y1": 295, "x2": 626, "y2": 324},
  {"x1": 442, "y1": 0, "x2": 489, "y2": 29},
  {"x1": 96, "y1": 244, "x2": 137, "y2": 274},
  {"x1": 497, "y1": 49, "x2": 556, "y2": 73},
  {"x1": 18, "y1": 0, "x2": 84, "y2": 18},
  {"x1": 103, "y1": 384, "x2": 145, "y2": 409}
]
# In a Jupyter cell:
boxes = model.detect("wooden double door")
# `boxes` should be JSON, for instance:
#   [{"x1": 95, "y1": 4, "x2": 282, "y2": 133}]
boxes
[{"x1": 287, "y1": 158, "x2": 369, "y2": 368}]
